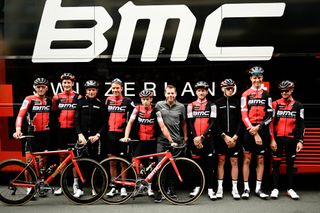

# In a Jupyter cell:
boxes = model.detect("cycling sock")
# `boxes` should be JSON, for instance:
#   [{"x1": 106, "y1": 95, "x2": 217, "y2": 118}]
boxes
[
  {"x1": 244, "y1": 181, "x2": 250, "y2": 191},
  {"x1": 255, "y1": 180, "x2": 262, "y2": 193},
  {"x1": 217, "y1": 179, "x2": 223, "y2": 189},
  {"x1": 232, "y1": 180, "x2": 238, "y2": 190}
]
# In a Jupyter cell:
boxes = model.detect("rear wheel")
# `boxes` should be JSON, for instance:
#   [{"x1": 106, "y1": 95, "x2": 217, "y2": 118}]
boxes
[
  {"x1": 61, "y1": 158, "x2": 108, "y2": 204},
  {"x1": 0, "y1": 159, "x2": 37, "y2": 205},
  {"x1": 100, "y1": 157, "x2": 137, "y2": 204},
  {"x1": 158, "y1": 157, "x2": 205, "y2": 204}
]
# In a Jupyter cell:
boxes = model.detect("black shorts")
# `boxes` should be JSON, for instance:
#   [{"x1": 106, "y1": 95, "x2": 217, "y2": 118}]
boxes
[
  {"x1": 215, "y1": 137, "x2": 241, "y2": 158},
  {"x1": 272, "y1": 137, "x2": 297, "y2": 159},
  {"x1": 106, "y1": 132, "x2": 129, "y2": 157},
  {"x1": 57, "y1": 128, "x2": 78, "y2": 149},
  {"x1": 25, "y1": 131, "x2": 50, "y2": 153},
  {"x1": 242, "y1": 125, "x2": 269, "y2": 155}
]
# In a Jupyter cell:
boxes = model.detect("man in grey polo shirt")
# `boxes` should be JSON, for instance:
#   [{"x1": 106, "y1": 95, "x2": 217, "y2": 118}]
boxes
[
  {"x1": 154, "y1": 84, "x2": 188, "y2": 202},
  {"x1": 155, "y1": 84, "x2": 188, "y2": 147}
]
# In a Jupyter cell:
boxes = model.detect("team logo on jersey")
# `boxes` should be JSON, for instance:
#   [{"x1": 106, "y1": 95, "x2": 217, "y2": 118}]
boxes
[
  {"x1": 108, "y1": 105, "x2": 126, "y2": 112},
  {"x1": 32, "y1": 105, "x2": 51, "y2": 112},
  {"x1": 192, "y1": 110, "x2": 210, "y2": 117},
  {"x1": 138, "y1": 117, "x2": 155, "y2": 124},
  {"x1": 58, "y1": 103, "x2": 77, "y2": 110},
  {"x1": 276, "y1": 110, "x2": 297, "y2": 118},
  {"x1": 248, "y1": 99, "x2": 265, "y2": 106}
]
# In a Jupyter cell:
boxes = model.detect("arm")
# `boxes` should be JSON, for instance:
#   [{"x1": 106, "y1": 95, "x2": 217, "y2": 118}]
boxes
[
  {"x1": 259, "y1": 95, "x2": 273, "y2": 130},
  {"x1": 296, "y1": 103, "x2": 305, "y2": 152},
  {"x1": 74, "y1": 99, "x2": 86, "y2": 144},
  {"x1": 156, "y1": 111, "x2": 174, "y2": 144},
  {"x1": 13, "y1": 98, "x2": 31, "y2": 138}
]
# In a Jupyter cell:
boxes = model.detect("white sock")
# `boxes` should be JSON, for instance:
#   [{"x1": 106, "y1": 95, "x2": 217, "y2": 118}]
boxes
[
  {"x1": 232, "y1": 180, "x2": 238, "y2": 190},
  {"x1": 218, "y1": 179, "x2": 223, "y2": 189},
  {"x1": 255, "y1": 180, "x2": 262, "y2": 193},
  {"x1": 74, "y1": 178, "x2": 79, "y2": 185},
  {"x1": 244, "y1": 181, "x2": 250, "y2": 191}
]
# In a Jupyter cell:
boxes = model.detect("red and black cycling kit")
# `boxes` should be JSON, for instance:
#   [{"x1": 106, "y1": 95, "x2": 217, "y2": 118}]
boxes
[
  {"x1": 187, "y1": 99, "x2": 216, "y2": 138},
  {"x1": 105, "y1": 96, "x2": 135, "y2": 132},
  {"x1": 187, "y1": 98, "x2": 216, "y2": 189},
  {"x1": 130, "y1": 105, "x2": 159, "y2": 141},
  {"x1": 270, "y1": 97, "x2": 304, "y2": 141},
  {"x1": 16, "y1": 95, "x2": 52, "y2": 132},
  {"x1": 52, "y1": 90, "x2": 79, "y2": 129},
  {"x1": 241, "y1": 87, "x2": 273, "y2": 129}
]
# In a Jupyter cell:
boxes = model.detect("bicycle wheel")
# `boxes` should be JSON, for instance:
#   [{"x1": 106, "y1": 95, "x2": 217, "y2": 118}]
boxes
[
  {"x1": 158, "y1": 157, "x2": 205, "y2": 204},
  {"x1": 100, "y1": 157, "x2": 137, "y2": 204},
  {"x1": 0, "y1": 159, "x2": 37, "y2": 205},
  {"x1": 61, "y1": 158, "x2": 108, "y2": 204}
]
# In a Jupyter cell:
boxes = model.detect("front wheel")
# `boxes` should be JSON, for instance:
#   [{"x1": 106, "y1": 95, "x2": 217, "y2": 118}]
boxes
[
  {"x1": 158, "y1": 157, "x2": 205, "y2": 204},
  {"x1": 100, "y1": 157, "x2": 137, "y2": 204},
  {"x1": 61, "y1": 158, "x2": 108, "y2": 204},
  {"x1": 0, "y1": 159, "x2": 37, "y2": 205}
]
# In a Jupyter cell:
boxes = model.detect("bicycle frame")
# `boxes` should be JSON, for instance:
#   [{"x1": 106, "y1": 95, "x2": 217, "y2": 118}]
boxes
[
  {"x1": 12, "y1": 149, "x2": 85, "y2": 189},
  {"x1": 113, "y1": 151, "x2": 183, "y2": 187}
]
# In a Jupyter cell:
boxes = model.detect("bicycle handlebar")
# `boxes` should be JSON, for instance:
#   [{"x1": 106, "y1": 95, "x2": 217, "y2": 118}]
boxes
[{"x1": 17, "y1": 135, "x2": 35, "y2": 139}]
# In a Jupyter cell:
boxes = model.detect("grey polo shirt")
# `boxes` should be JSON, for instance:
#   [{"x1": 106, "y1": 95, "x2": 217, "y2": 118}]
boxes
[{"x1": 155, "y1": 100, "x2": 186, "y2": 145}]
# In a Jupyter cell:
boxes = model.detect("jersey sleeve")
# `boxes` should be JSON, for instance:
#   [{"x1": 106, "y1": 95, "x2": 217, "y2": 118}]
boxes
[
  {"x1": 259, "y1": 95, "x2": 273, "y2": 130},
  {"x1": 241, "y1": 94, "x2": 252, "y2": 128},
  {"x1": 15, "y1": 97, "x2": 31, "y2": 129}
]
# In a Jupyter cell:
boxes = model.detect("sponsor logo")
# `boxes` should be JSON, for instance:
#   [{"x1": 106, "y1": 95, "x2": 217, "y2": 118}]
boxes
[
  {"x1": 32, "y1": 0, "x2": 285, "y2": 62},
  {"x1": 108, "y1": 105, "x2": 126, "y2": 112},
  {"x1": 277, "y1": 110, "x2": 297, "y2": 118},
  {"x1": 248, "y1": 99, "x2": 265, "y2": 106},
  {"x1": 138, "y1": 117, "x2": 155, "y2": 124},
  {"x1": 32, "y1": 105, "x2": 51, "y2": 111},
  {"x1": 58, "y1": 103, "x2": 77, "y2": 110},
  {"x1": 192, "y1": 110, "x2": 210, "y2": 117}
]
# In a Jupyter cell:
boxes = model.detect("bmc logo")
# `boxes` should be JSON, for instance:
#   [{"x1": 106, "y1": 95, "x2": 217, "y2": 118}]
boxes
[{"x1": 32, "y1": 0, "x2": 285, "y2": 63}]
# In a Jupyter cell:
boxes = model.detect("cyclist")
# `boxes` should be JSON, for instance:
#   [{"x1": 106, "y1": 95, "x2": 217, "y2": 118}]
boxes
[
  {"x1": 52, "y1": 73, "x2": 81, "y2": 196},
  {"x1": 13, "y1": 77, "x2": 52, "y2": 197},
  {"x1": 215, "y1": 79, "x2": 242, "y2": 200},
  {"x1": 187, "y1": 81, "x2": 217, "y2": 200},
  {"x1": 240, "y1": 66, "x2": 273, "y2": 200},
  {"x1": 269, "y1": 80, "x2": 304, "y2": 200},
  {"x1": 121, "y1": 89, "x2": 174, "y2": 201},
  {"x1": 74, "y1": 80, "x2": 107, "y2": 198},
  {"x1": 105, "y1": 78, "x2": 135, "y2": 198},
  {"x1": 155, "y1": 84, "x2": 188, "y2": 201}
]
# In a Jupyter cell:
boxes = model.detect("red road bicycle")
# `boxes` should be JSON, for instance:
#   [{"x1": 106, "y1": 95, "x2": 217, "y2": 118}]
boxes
[
  {"x1": 100, "y1": 140, "x2": 205, "y2": 205},
  {"x1": 0, "y1": 136, "x2": 108, "y2": 205}
]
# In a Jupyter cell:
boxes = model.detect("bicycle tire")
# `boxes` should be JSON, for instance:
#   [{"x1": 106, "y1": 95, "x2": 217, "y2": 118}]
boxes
[
  {"x1": 61, "y1": 158, "x2": 108, "y2": 204},
  {"x1": 0, "y1": 159, "x2": 37, "y2": 205},
  {"x1": 100, "y1": 157, "x2": 137, "y2": 204},
  {"x1": 158, "y1": 157, "x2": 205, "y2": 204}
]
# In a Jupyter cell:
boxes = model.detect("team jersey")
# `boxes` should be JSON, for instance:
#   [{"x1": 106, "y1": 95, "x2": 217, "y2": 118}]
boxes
[
  {"x1": 52, "y1": 90, "x2": 79, "y2": 129},
  {"x1": 241, "y1": 87, "x2": 273, "y2": 129},
  {"x1": 270, "y1": 97, "x2": 305, "y2": 141},
  {"x1": 187, "y1": 99, "x2": 216, "y2": 137},
  {"x1": 215, "y1": 95, "x2": 242, "y2": 136},
  {"x1": 130, "y1": 105, "x2": 161, "y2": 141},
  {"x1": 105, "y1": 96, "x2": 135, "y2": 132},
  {"x1": 15, "y1": 95, "x2": 52, "y2": 132}
]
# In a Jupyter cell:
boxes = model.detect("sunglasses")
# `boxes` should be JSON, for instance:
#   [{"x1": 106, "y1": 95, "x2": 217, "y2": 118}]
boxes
[
  {"x1": 281, "y1": 90, "x2": 290, "y2": 93},
  {"x1": 225, "y1": 87, "x2": 234, "y2": 91}
]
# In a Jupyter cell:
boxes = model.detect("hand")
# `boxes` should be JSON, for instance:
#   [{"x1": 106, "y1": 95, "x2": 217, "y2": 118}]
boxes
[
  {"x1": 120, "y1": 138, "x2": 130, "y2": 143},
  {"x1": 248, "y1": 125, "x2": 259, "y2": 135},
  {"x1": 194, "y1": 137, "x2": 204, "y2": 149},
  {"x1": 171, "y1": 142, "x2": 178, "y2": 147},
  {"x1": 254, "y1": 134, "x2": 262, "y2": 145},
  {"x1": 13, "y1": 130, "x2": 23, "y2": 139},
  {"x1": 270, "y1": 140, "x2": 277, "y2": 151},
  {"x1": 88, "y1": 135, "x2": 100, "y2": 143},
  {"x1": 78, "y1": 134, "x2": 87, "y2": 145},
  {"x1": 296, "y1": 142, "x2": 303, "y2": 152}
]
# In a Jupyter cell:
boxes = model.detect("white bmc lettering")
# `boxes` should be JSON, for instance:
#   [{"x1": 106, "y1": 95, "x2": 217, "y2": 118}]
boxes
[
  {"x1": 32, "y1": 0, "x2": 285, "y2": 63},
  {"x1": 248, "y1": 99, "x2": 266, "y2": 105},
  {"x1": 138, "y1": 117, "x2": 155, "y2": 124},
  {"x1": 193, "y1": 111, "x2": 210, "y2": 117},
  {"x1": 33, "y1": 106, "x2": 50, "y2": 111},
  {"x1": 277, "y1": 110, "x2": 296, "y2": 118},
  {"x1": 108, "y1": 105, "x2": 126, "y2": 112}
]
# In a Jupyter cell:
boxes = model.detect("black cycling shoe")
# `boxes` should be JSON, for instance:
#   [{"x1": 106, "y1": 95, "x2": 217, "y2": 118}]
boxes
[
  {"x1": 154, "y1": 191, "x2": 163, "y2": 203},
  {"x1": 167, "y1": 187, "x2": 177, "y2": 199}
]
